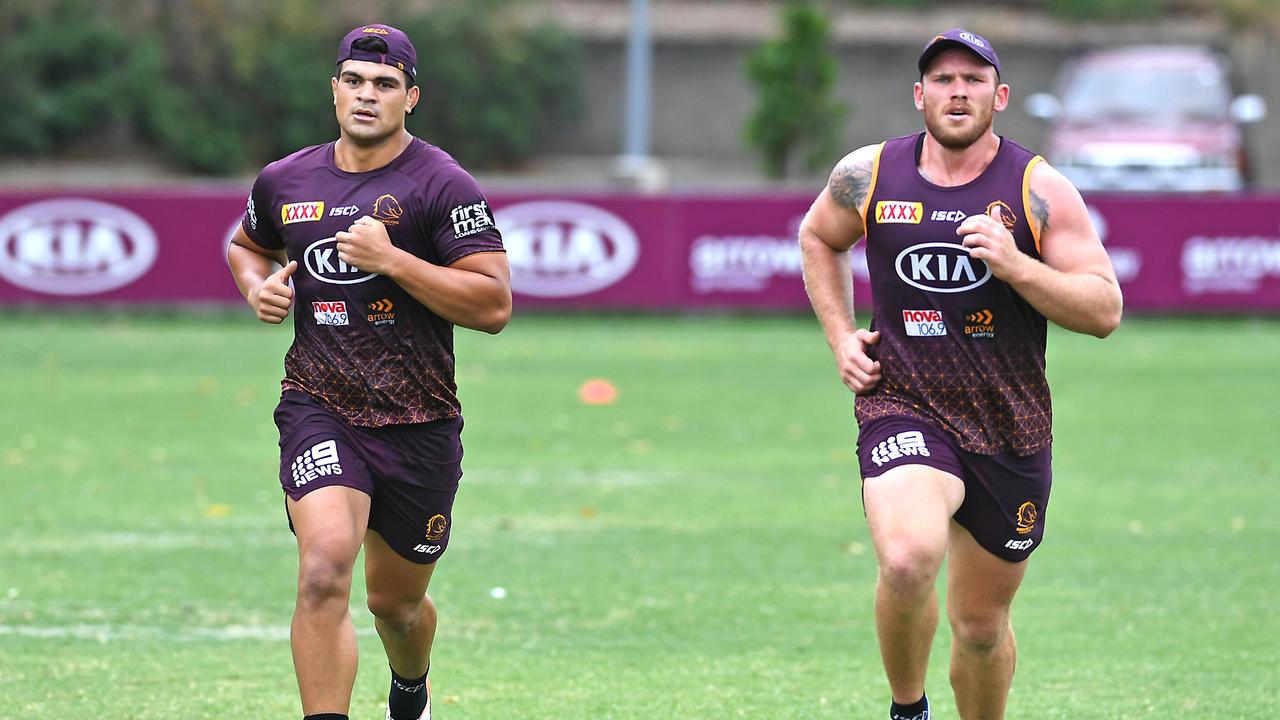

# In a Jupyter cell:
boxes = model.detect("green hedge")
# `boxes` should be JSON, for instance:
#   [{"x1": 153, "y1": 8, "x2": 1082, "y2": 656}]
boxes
[{"x1": 0, "y1": 0, "x2": 580, "y2": 175}]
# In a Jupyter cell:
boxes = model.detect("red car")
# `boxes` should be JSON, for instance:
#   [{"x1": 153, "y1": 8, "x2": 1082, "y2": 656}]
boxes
[{"x1": 1025, "y1": 45, "x2": 1266, "y2": 192}]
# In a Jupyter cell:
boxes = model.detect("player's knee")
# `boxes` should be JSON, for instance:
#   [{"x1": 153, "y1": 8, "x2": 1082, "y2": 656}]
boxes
[
  {"x1": 949, "y1": 609, "x2": 1009, "y2": 653},
  {"x1": 296, "y1": 554, "x2": 353, "y2": 610},
  {"x1": 367, "y1": 590, "x2": 431, "y2": 629},
  {"x1": 878, "y1": 545, "x2": 943, "y2": 595}
]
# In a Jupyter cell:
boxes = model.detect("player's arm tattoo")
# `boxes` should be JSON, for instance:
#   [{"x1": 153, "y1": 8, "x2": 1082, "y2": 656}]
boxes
[
  {"x1": 829, "y1": 156, "x2": 873, "y2": 210},
  {"x1": 1029, "y1": 186, "x2": 1050, "y2": 235}
]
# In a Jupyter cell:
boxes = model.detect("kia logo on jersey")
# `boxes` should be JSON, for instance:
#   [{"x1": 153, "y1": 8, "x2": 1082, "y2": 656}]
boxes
[
  {"x1": 495, "y1": 200, "x2": 639, "y2": 298},
  {"x1": 0, "y1": 198, "x2": 158, "y2": 296},
  {"x1": 304, "y1": 236, "x2": 376, "y2": 284},
  {"x1": 895, "y1": 242, "x2": 992, "y2": 293}
]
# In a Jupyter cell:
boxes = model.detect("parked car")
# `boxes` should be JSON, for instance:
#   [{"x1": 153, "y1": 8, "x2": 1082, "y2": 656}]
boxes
[{"x1": 1025, "y1": 45, "x2": 1266, "y2": 193}]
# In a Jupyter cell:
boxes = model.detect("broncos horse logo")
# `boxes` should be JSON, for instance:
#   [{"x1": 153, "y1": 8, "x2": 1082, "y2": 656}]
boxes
[
  {"x1": 426, "y1": 513, "x2": 449, "y2": 541},
  {"x1": 372, "y1": 193, "x2": 403, "y2": 225},
  {"x1": 1015, "y1": 501, "x2": 1038, "y2": 535}
]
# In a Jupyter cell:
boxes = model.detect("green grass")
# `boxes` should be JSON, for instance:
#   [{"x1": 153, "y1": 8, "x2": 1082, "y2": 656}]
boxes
[{"x1": 1, "y1": 311, "x2": 1277, "y2": 718}]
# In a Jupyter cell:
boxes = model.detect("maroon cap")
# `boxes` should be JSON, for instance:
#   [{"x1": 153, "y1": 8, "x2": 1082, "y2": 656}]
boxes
[
  {"x1": 336, "y1": 24, "x2": 418, "y2": 83},
  {"x1": 918, "y1": 28, "x2": 1001, "y2": 77}
]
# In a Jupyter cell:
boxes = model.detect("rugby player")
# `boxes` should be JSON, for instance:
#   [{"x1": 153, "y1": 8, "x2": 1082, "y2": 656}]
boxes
[
  {"x1": 799, "y1": 28, "x2": 1122, "y2": 720},
  {"x1": 226, "y1": 23, "x2": 511, "y2": 720}
]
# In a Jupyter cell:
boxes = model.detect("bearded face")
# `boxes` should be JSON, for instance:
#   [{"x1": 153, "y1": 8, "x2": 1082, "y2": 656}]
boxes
[
  {"x1": 922, "y1": 86, "x2": 996, "y2": 149},
  {"x1": 915, "y1": 48, "x2": 1008, "y2": 150}
]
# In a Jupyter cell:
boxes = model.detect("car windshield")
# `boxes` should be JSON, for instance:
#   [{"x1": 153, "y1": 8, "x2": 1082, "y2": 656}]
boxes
[{"x1": 1060, "y1": 64, "x2": 1230, "y2": 122}]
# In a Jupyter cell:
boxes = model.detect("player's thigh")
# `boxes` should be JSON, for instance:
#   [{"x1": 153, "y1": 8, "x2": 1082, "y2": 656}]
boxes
[
  {"x1": 287, "y1": 485, "x2": 372, "y2": 570},
  {"x1": 365, "y1": 529, "x2": 437, "y2": 610},
  {"x1": 945, "y1": 521, "x2": 1027, "y2": 632},
  {"x1": 863, "y1": 463, "x2": 965, "y2": 564},
  {"x1": 276, "y1": 392, "x2": 377, "y2": 564},
  {"x1": 361, "y1": 422, "x2": 462, "y2": 566},
  {"x1": 858, "y1": 418, "x2": 966, "y2": 558}
]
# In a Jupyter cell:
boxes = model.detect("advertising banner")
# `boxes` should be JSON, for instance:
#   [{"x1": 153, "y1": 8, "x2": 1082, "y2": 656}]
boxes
[{"x1": 1, "y1": 190, "x2": 1278, "y2": 312}]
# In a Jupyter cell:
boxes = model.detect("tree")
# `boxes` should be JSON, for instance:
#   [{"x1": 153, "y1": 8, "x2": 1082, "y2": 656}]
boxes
[{"x1": 744, "y1": 2, "x2": 846, "y2": 179}]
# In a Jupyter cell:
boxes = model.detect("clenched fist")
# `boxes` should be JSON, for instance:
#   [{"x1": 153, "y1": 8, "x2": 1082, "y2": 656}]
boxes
[{"x1": 252, "y1": 260, "x2": 297, "y2": 324}]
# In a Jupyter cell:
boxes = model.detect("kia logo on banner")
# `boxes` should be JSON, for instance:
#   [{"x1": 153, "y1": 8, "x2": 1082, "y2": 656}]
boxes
[
  {"x1": 0, "y1": 199, "x2": 159, "y2": 296},
  {"x1": 496, "y1": 200, "x2": 639, "y2": 297}
]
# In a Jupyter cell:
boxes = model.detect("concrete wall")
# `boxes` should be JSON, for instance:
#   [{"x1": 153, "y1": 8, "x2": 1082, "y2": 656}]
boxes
[{"x1": 544, "y1": 32, "x2": 1280, "y2": 188}]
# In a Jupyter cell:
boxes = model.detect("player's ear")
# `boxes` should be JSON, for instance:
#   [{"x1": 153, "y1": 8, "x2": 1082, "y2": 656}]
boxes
[
  {"x1": 406, "y1": 84, "x2": 421, "y2": 116},
  {"x1": 994, "y1": 82, "x2": 1010, "y2": 112}
]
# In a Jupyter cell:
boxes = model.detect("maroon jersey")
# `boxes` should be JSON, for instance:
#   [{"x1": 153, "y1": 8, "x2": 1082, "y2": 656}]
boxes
[
  {"x1": 242, "y1": 138, "x2": 504, "y2": 426},
  {"x1": 856, "y1": 132, "x2": 1050, "y2": 456}
]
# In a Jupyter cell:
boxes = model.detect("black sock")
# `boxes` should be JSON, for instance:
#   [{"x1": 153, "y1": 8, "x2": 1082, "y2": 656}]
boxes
[
  {"x1": 303, "y1": 715, "x2": 348, "y2": 720},
  {"x1": 387, "y1": 665, "x2": 429, "y2": 720},
  {"x1": 890, "y1": 692, "x2": 929, "y2": 720}
]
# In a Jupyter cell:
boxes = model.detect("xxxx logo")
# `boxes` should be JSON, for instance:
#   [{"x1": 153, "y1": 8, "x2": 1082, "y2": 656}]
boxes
[
  {"x1": 875, "y1": 201, "x2": 923, "y2": 224},
  {"x1": 282, "y1": 201, "x2": 325, "y2": 225}
]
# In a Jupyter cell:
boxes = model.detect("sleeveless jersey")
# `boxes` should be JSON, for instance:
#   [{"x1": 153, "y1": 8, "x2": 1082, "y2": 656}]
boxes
[
  {"x1": 241, "y1": 138, "x2": 505, "y2": 427},
  {"x1": 855, "y1": 132, "x2": 1051, "y2": 456}
]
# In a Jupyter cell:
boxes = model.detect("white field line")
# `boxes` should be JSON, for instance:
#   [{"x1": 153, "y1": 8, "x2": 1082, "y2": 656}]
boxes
[
  {"x1": 2, "y1": 530, "x2": 293, "y2": 554},
  {"x1": 462, "y1": 468, "x2": 683, "y2": 486},
  {"x1": 0, "y1": 621, "x2": 377, "y2": 642}
]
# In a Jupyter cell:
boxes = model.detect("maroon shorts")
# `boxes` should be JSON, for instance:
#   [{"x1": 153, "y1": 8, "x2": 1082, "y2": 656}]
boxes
[
  {"x1": 856, "y1": 416, "x2": 1052, "y2": 562},
  {"x1": 274, "y1": 390, "x2": 463, "y2": 564}
]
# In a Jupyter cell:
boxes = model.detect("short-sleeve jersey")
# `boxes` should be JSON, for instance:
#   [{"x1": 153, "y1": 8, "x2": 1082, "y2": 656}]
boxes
[
  {"x1": 855, "y1": 132, "x2": 1051, "y2": 456},
  {"x1": 241, "y1": 138, "x2": 504, "y2": 427}
]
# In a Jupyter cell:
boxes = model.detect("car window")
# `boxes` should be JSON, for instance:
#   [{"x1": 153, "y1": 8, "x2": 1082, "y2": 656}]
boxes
[{"x1": 1060, "y1": 64, "x2": 1230, "y2": 122}]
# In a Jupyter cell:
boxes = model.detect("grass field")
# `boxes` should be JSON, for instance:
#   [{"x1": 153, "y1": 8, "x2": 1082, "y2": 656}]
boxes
[{"x1": 1, "y1": 311, "x2": 1277, "y2": 719}]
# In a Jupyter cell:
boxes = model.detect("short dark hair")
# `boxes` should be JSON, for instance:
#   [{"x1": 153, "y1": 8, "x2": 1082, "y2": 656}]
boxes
[{"x1": 335, "y1": 35, "x2": 414, "y2": 86}]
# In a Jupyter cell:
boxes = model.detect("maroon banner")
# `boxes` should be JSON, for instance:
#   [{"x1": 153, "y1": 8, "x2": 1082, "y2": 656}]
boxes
[
  {"x1": 1084, "y1": 196, "x2": 1280, "y2": 311},
  {"x1": 1, "y1": 190, "x2": 1278, "y2": 312}
]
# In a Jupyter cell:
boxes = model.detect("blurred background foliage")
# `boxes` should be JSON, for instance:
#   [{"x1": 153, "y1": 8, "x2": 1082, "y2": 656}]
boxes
[
  {"x1": 745, "y1": 2, "x2": 845, "y2": 179},
  {"x1": 0, "y1": 0, "x2": 581, "y2": 174},
  {"x1": 2, "y1": 0, "x2": 1277, "y2": 176}
]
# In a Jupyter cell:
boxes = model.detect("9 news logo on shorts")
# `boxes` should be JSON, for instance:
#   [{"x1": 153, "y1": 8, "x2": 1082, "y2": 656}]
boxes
[{"x1": 0, "y1": 198, "x2": 158, "y2": 295}]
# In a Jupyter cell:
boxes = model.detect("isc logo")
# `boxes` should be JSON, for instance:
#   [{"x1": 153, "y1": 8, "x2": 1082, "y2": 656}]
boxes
[
  {"x1": 895, "y1": 242, "x2": 992, "y2": 293},
  {"x1": 1004, "y1": 538, "x2": 1034, "y2": 551}
]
